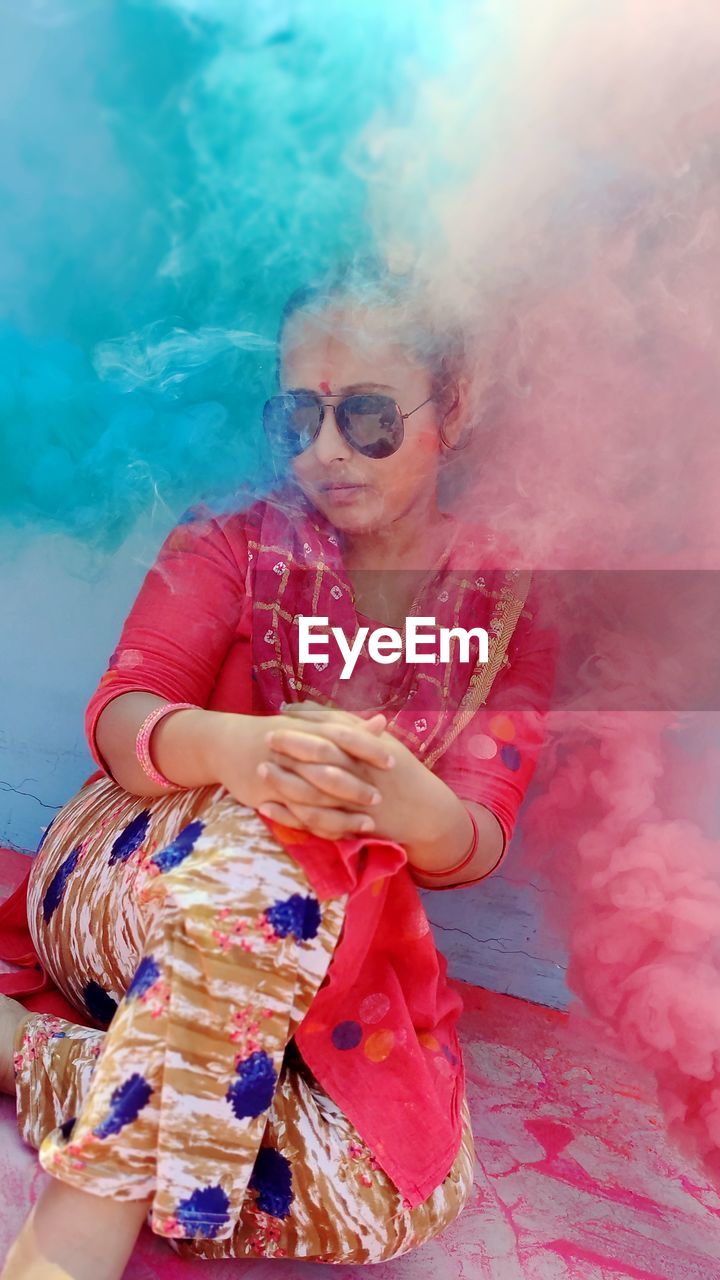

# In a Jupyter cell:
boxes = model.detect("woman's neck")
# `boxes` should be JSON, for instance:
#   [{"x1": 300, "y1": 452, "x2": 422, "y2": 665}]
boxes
[{"x1": 338, "y1": 491, "x2": 454, "y2": 571}]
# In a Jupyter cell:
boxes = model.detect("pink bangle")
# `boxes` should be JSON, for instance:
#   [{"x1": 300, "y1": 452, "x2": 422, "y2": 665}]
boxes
[
  {"x1": 415, "y1": 809, "x2": 479, "y2": 878},
  {"x1": 136, "y1": 702, "x2": 200, "y2": 789}
]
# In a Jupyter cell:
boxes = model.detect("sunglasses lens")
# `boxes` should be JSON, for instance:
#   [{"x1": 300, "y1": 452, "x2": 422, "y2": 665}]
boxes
[
  {"x1": 336, "y1": 394, "x2": 404, "y2": 458},
  {"x1": 263, "y1": 393, "x2": 321, "y2": 455}
]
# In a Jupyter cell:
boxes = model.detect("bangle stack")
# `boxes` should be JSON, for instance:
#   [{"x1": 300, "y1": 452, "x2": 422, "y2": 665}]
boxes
[
  {"x1": 135, "y1": 702, "x2": 200, "y2": 789},
  {"x1": 416, "y1": 808, "x2": 479, "y2": 879}
]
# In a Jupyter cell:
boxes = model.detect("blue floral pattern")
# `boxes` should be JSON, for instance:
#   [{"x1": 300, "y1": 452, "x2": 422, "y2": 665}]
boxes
[
  {"x1": 82, "y1": 980, "x2": 118, "y2": 1025},
  {"x1": 265, "y1": 893, "x2": 321, "y2": 941},
  {"x1": 175, "y1": 1184, "x2": 231, "y2": 1239},
  {"x1": 36, "y1": 815, "x2": 57, "y2": 854},
  {"x1": 249, "y1": 1146, "x2": 293, "y2": 1218},
  {"x1": 108, "y1": 811, "x2": 150, "y2": 866},
  {"x1": 42, "y1": 846, "x2": 81, "y2": 923},
  {"x1": 125, "y1": 954, "x2": 161, "y2": 999},
  {"x1": 93, "y1": 1072, "x2": 153, "y2": 1139},
  {"x1": 151, "y1": 820, "x2": 205, "y2": 873},
  {"x1": 226, "y1": 1050, "x2": 277, "y2": 1120}
]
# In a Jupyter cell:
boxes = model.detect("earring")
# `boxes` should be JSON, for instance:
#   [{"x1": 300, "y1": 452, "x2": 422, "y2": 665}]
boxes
[
  {"x1": 437, "y1": 381, "x2": 472, "y2": 451},
  {"x1": 439, "y1": 419, "x2": 474, "y2": 451},
  {"x1": 438, "y1": 396, "x2": 471, "y2": 453}
]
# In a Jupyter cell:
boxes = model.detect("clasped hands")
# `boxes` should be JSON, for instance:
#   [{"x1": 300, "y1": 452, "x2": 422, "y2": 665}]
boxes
[{"x1": 244, "y1": 699, "x2": 438, "y2": 845}]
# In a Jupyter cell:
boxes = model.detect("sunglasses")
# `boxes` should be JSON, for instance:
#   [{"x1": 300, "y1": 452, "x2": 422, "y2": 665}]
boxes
[{"x1": 262, "y1": 389, "x2": 435, "y2": 460}]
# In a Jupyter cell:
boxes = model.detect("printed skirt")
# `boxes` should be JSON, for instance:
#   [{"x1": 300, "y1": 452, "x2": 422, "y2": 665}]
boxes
[{"x1": 11, "y1": 775, "x2": 474, "y2": 1264}]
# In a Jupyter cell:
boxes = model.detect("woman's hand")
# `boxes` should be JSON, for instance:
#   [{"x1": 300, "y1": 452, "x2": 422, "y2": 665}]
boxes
[
  {"x1": 264, "y1": 700, "x2": 451, "y2": 848},
  {"x1": 209, "y1": 705, "x2": 396, "y2": 839},
  {"x1": 266, "y1": 701, "x2": 504, "y2": 879}
]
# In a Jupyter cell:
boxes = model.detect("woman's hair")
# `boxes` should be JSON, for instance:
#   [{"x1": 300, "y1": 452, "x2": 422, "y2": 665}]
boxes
[{"x1": 275, "y1": 254, "x2": 466, "y2": 425}]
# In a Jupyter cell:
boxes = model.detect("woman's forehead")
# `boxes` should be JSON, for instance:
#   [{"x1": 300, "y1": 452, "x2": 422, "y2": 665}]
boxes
[{"x1": 281, "y1": 307, "x2": 427, "y2": 385}]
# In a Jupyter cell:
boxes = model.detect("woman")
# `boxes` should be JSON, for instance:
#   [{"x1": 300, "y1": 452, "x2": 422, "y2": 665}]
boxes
[{"x1": 0, "y1": 271, "x2": 556, "y2": 1278}]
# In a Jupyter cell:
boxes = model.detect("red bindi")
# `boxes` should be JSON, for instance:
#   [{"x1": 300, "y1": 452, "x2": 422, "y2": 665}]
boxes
[{"x1": 319, "y1": 379, "x2": 332, "y2": 395}]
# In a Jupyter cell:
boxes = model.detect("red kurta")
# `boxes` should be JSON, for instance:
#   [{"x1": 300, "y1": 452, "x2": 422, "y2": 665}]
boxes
[{"x1": 1, "y1": 497, "x2": 557, "y2": 1208}]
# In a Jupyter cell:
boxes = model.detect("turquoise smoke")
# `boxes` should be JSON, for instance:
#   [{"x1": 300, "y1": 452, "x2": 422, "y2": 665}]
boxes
[{"x1": 0, "y1": 1, "x2": 465, "y2": 550}]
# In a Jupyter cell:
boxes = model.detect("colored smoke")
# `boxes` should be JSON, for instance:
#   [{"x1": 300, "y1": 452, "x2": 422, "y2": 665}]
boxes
[{"x1": 2, "y1": 0, "x2": 719, "y2": 1187}]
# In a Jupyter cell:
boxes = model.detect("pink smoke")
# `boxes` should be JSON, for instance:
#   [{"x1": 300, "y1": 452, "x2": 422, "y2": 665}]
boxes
[
  {"x1": 362, "y1": 0, "x2": 720, "y2": 1188},
  {"x1": 523, "y1": 713, "x2": 720, "y2": 1185}
]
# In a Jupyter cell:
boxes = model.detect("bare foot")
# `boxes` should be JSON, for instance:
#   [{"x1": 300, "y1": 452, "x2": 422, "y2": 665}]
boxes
[
  {"x1": 1, "y1": 1179, "x2": 151, "y2": 1280},
  {"x1": 0, "y1": 993, "x2": 31, "y2": 1095}
]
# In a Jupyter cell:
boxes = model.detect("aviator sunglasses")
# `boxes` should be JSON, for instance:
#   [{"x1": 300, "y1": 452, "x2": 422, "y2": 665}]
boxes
[{"x1": 262, "y1": 388, "x2": 435, "y2": 460}]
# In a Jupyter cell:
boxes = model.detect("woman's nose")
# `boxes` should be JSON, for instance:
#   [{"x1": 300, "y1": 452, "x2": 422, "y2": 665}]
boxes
[{"x1": 312, "y1": 405, "x2": 353, "y2": 463}]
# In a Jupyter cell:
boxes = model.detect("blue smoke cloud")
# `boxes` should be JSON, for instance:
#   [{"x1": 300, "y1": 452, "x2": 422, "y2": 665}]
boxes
[{"x1": 0, "y1": 1, "x2": 465, "y2": 550}]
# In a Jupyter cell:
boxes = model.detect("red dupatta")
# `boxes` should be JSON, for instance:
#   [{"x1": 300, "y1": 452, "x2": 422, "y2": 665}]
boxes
[{"x1": 246, "y1": 478, "x2": 532, "y2": 762}]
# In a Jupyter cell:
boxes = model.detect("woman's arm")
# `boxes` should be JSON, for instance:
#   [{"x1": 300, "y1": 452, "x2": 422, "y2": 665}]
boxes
[
  {"x1": 337, "y1": 734, "x2": 506, "y2": 884},
  {"x1": 411, "y1": 799, "x2": 506, "y2": 887},
  {"x1": 86, "y1": 508, "x2": 394, "y2": 825},
  {"x1": 94, "y1": 692, "x2": 231, "y2": 796},
  {"x1": 95, "y1": 691, "x2": 394, "y2": 835},
  {"x1": 393, "y1": 772, "x2": 506, "y2": 888},
  {"x1": 261, "y1": 576, "x2": 557, "y2": 876}
]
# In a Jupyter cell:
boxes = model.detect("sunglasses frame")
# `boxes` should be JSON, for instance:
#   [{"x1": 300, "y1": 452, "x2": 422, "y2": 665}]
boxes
[{"x1": 263, "y1": 388, "x2": 436, "y2": 459}]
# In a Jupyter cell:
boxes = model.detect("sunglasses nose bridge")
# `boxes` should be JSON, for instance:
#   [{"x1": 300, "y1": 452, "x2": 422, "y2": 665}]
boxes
[{"x1": 312, "y1": 399, "x2": 354, "y2": 460}]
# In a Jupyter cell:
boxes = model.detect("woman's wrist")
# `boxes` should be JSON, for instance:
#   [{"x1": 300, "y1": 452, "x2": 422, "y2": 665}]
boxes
[
  {"x1": 404, "y1": 784, "x2": 474, "y2": 872},
  {"x1": 152, "y1": 708, "x2": 319, "y2": 809},
  {"x1": 149, "y1": 707, "x2": 237, "y2": 790},
  {"x1": 416, "y1": 808, "x2": 479, "y2": 878},
  {"x1": 404, "y1": 780, "x2": 505, "y2": 885}
]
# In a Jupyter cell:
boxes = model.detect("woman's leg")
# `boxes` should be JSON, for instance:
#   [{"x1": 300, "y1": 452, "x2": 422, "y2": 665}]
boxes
[
  {"x1": 6, "y1": 1002, "x2": 475, "y2": 1270},
  {"x1": 7, "y1": 775, "x2": 474, "y2": 1266},
  {"x1": 6, "y1": 775, "x2": 168, "y2": 1150},
  {"x1": 171, "y1": 1056, "x2": 476, "y2": 1265},
  {"x1": 4, "y1": 999, "x2": 154, "y2": 1278},
  {"x1": 13, "y1": 776, "x2": 347, "y2": 1248},
  {"x1": 2, "y1": 1004, "x2": 151, "y2": 1280},
  {"x1": 12, "y1": 1012, "x2": 106, "y2": 1149}
]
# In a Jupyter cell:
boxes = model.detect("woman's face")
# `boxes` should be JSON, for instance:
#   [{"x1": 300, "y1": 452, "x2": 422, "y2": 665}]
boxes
[{"x1": 279, "y1": 304, "x2": 445, "y2": 534}]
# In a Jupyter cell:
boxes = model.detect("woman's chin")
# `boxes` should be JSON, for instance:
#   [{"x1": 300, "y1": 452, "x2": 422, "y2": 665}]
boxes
[
  {"x1": 309, "y1": 492, "x2": 385, "y2": 532},
  {"x1": 323, "y1": 508, "x2": 387, "y2": 535}
]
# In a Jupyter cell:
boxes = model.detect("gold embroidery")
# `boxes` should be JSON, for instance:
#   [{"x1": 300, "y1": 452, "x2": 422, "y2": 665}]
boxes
[
  {"x1": 249, "y1": 518, "x2": 532, "y2": 769},
  {"x1": 423, "y1": 569, "x2": 532, "y2": 767}
]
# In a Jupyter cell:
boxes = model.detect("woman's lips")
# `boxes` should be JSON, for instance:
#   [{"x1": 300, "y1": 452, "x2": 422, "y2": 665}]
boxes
[{"x1": 321, "y1": 483, "x2": 367, "y2": 504}]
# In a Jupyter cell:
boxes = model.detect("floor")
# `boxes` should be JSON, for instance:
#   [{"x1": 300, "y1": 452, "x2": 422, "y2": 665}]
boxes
[{"x1": 2, "y1": 855, "x2": 719, "y2": 1279}]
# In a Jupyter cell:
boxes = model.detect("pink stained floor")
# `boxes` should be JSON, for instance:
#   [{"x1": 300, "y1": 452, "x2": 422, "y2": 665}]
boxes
[{"x1": 1, "y1": 851, "x2": 719, "y2": 1279}]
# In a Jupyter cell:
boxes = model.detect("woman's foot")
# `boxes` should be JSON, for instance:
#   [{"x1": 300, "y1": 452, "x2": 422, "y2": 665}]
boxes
[
  {"x1": 0, "y1": 993, "x2": 31, "y2": 1095},
  {"x1": 1, "y1": 1180, "x2": 151, "y2": 1280}
]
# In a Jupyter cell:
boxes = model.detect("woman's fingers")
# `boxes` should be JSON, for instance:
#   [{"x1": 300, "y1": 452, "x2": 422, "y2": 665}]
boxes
[
  {"x1": 269, "y1": 723, "x2": 395, "y2": 771},
  {"x1": 257, "y1": 762, "x2": 326, "y2": 808},
  {"x1": 258, "y1": 798, "x2": 375, "y2": 839},
  {"x1": 267, "y1": 728, "x2": 357, "y2": 768},
  {"x1": 259, "y1": 758, "x2": 382, "y2": 809},
  {"x1": 281, "y1": 700, "x2": 387, "y2": 735},
  {"x1": 363, "y1": 713, "x2": 388, "y2": 734},
  {"x1": 311, "y1": 722, "x2": 396, "y2": 768},
  {"x1": 257, "y1": 799, "x2": 310, "y2": 830},
  {"x1": 258, "y1": 760, "x2": 379, "y2": 810}
]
